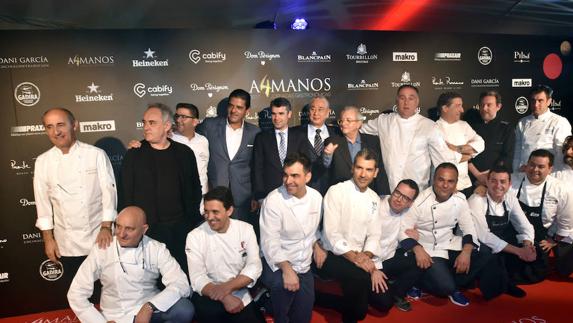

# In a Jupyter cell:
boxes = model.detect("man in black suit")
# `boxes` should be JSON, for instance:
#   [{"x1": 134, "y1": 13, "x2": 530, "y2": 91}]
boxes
[
  {"x1": 252, "y1": 97, "x2": 309, "y2": 203},
  {"x1": 323, "y1": 106, "x2": 390, "y2": 195},
  {"x1": 196, "y1": 89, "x2": 260, "y2": 225},
  {"x1": 292, "y1": 96, "x2": 339, "y2": 195}
]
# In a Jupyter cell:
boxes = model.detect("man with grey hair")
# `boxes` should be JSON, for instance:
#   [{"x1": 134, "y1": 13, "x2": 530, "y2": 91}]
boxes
[
  {"x1": 121, "y1": 103, "x2": 202, "y2": 272},
  {"x1": 323, "y1": 105, "x2": 390, "y2": 194}
]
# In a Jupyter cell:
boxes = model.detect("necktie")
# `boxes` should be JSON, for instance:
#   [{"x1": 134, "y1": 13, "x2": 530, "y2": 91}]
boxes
[
  {"x1": 314, "y1": 129, "x2": 323, "y2": 156},
  {"x1": 279, "y1": 131, "x2": 287, "y2": 165}
]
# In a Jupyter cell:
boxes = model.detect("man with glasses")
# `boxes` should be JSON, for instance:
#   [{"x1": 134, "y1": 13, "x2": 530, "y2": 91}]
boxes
[
  {"x1": 68, "y1": 206, "x2": 194, "y2": 323},
  {"x1": 323, "y1": 106, "x2": 390, "y2": 195}
]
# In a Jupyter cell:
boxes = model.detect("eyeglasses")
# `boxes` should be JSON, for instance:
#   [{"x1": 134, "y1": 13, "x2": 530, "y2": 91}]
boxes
[
  {"x1": 391, "y1": 189, "x2": 414, "y2": 202},
  {"x1": 174, "y1": 113, "x2": 196, "y2": 120},
  {"x1": 337, "y1": 119, "x2": 361, "y2": 125}
]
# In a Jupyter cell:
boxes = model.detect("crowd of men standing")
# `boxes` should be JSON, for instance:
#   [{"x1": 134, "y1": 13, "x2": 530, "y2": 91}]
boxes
[{"x1": 32, "y1": 84, "x2": 573, "y2": 323}]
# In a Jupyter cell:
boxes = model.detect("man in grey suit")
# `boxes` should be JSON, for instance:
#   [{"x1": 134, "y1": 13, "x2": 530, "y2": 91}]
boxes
[{"x1": 196, "y1": 89, "x2": 261, "y2": 227}]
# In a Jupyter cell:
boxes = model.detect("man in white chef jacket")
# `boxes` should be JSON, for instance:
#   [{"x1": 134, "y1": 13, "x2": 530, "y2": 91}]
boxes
[
  {"x1": 435, "y1": 92, "x2": 485, "y2": 197},
  {"x1": 554, "y1": 135, "x2": 573, "y2": 183},
  {"x1": 186, "y1": 186, "x2": 265, "y2": 323},
  {"x1": 509, "y1": 149, "x2": 573, "y2": 283},
  {"x1": 513, "y1": 84, "x2": 571, "y2": 173},
  {"x1": 67, "y1": 206, "x2": 194, "y2": 323},
  {"x1": 361, "y1": 84, "x2": 460, "y2": 191},
  {"x1": 467, "y1": 165, "x2": 536, "y2": 299},
  {"x1": 34, "y1": 108, "x2": 117, "y2": 302},
  {"x1": 259, "y1": 152, "x2": 325, "y2": 323}
]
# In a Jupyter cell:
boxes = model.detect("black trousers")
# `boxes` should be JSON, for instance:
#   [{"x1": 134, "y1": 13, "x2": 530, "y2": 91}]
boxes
[
  {"x1": 147, "y1": 219, "x2": 192, "y2": 274},
  {"x1": 555, "y1": 242, "x2": 573, "y2": 277},
  {"x1": 506, "y1": 244, "x2": 549, "y2": 284},
  {"x1": 191, "y1": 292, "x2": 265, "y2": 323}
]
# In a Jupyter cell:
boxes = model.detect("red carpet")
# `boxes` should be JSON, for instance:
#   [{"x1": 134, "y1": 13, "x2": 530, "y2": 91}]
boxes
[{"x1": 2, "y1": 276, "x2": 571, "y2": 323}]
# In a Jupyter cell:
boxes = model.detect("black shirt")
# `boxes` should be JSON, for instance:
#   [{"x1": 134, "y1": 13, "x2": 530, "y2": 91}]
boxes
[{"x1": 469, "y1": 117, "x2": 515, "y2": 172}]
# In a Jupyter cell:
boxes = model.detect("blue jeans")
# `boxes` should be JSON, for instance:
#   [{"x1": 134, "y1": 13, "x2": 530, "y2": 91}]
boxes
[{"x1": 149, "y1": 298, "x2": 195, "y2": 323}]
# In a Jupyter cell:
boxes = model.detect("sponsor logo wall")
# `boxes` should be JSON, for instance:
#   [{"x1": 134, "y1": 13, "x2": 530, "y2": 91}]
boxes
[{"x1": 0, "y1": 29, "x2": 570, "y2": 318}]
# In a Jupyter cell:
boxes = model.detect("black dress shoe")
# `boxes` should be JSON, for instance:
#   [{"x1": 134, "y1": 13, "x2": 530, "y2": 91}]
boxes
[{"x1": 506, "y1": 284, "x2": 527, "y2": 298}]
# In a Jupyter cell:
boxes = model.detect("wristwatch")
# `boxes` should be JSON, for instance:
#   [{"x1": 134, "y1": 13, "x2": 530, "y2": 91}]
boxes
[{"x1": 145, "y1": 302, "x2": 157, "y2": 312}]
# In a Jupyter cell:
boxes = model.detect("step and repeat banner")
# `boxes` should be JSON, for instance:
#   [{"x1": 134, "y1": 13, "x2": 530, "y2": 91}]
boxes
[{"x1": 0, "y1": 29, "x2": 571, "y2": 317}]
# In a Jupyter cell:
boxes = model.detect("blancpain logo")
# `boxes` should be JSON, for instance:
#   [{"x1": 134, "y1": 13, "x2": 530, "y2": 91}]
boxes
[
  {"x1": 75, "y1": 82, "x2": 114, "y2": 102},
  {"x1": 11, "y1": 124, "x2": 45, "y2": 136},
  {"x1": 244, "y1": 50, "x2": 281, "y2": 65},
  {"x1": 20, "y1": 198, "x2": 36, "y2": 207},
  {"x1": 434, "y1": 52, "x2": 461, "y2": 61},
  {"x1": 478, "y1": 47, "x2": 493, "y2": 65},
  {"x1": 391, "y1": 71, "x2": 421, "y2": 88},
  {"x1": 512, "y1": 78, "x2": 532, "y2": 87},
  {"x1": 132, "y1": 48, "x2": 169, "y2": 67},
  {"x1": 68, "y1": 55, "x2": 115, "y2": 67},
  {"x1": 346, "y1": 43, "x2": 378, "y2": 64},
  {"x1": 515, "y1": 96, "x2": 529, "y2": 114},
  {"x1": 347, "y1": 80, "x2": 379, "y2": 90},
  {"x1": 514, "y1": 51, "x2": 531, "y2": 63},
  {"x1": 297, "y1": 51, "x2": 331, "y2": 63},
  {"x1": 393, "y1": 52, "x2": 418, "y2": 61},
  {"x1": 80, "y1": 120, "x2": 116, "y2": 133},
  {"x1": 0, "y1": 56, "x2": 49, "y2": 69},
  {"x1": 189, "y1": 83, "x2": 230, "y2": 97},
  {"x1": 470, "y1": 78, "x2": 500, "y2": 88},
  {"x1": 432, "y1": 76, "x2": 464, "y2": 90},
  {"x1": 133, "y1": 82, "x2": 173, "y2": 98},
  {"x1": 14, "y1": 82, "x2": 40, "y2": 106},
  {"x1": 189, "y1": 49, "x2": 226, "y2": 64}
]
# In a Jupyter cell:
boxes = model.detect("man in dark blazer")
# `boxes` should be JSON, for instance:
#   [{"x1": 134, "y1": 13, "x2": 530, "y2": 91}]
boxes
[
  {"x1": 323, "y1": 106, "x2": 390, "y2": 195},
  {"x1": 252, "y1": 97, "x2": 309, "y2": 202},
  {"x1": 196, "y1": 89, "x2": 260, "y2": 226},
  {"x1": 292, "y1": 96, "x2": 339, "y2": 195},
  {"x1": 121, "y1": 103, "x2": 202, "y2": 272}
]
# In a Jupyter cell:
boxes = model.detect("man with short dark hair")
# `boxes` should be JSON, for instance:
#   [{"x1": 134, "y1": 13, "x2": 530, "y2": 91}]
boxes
[
  {"x1": 186, "y1": 187, "x2": 265, "y2": 323},
  {"x1": 509, "y1": 149, "x2": 573, "y2": 283},
  {"x1": 121, "y1": 103, "x2": 202, "y2": 272},
  {"x1": 259, "y1": 153, "x2": 325, "y2": 323},
  {"x1": 68, "y1": 206, "x2": 194, "y2": 323},
  {"x1": 197, "y1": 89, "x2": 261, "y2": 224},
  {"x1": 513, "y1": 85, "x2": 571, "y2": 173},
  {"x1": 468, "y1": 165, "x2": 536, "y2": 299}
]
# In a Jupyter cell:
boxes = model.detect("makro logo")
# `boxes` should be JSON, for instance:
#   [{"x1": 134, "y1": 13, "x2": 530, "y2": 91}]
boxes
[
  {"x1": 11, "y1": 124, "x2": 45, "y2": 137},
  {"x1": 75, "y1": 82, "x2": 114, "y2": 102},
  {"x1": 434, "y1": 52, "x2": 461, "y2": 61},
  {"x1": 22, "y1": 232, "x2": 42, "y2": 244},
  {"x1": 515, "y1": 96, "x2": 529, "y2": 114},
  {"x1": 244, "y1": 50, "x2": 281, "y2": 65},
  {"x1": 20, "y1": 198, "x2": 36, "y2": 207},
  {"x1": 432, "y1": 75, "x2": 464, "y2": 90},
  {"x1": 478, "y1": 47, "x2": 493, "y2": 65},
  {"x1": 512, "y1": 78, "x2": 532, "y2": 87},
  {"x1": 79, "y1": 120, "x2": 116, "y2": 133},
  {"x1": 0, "y1": 56, "x2": 49, "y2": 69},
  {"x1": 190, "y1": 83, "x2": 229, "y2": 97},
  {"x1": 14, "y1": 82, "x2": 40, "y2": 106},
  {"x1": 297, "y1": 51, "x2": 331, "y2": 63},
  {"x1": 470, "y1": 78, "x2": 500, "y2": 88},
  {"x1": 514, "y1": 51, "x2": 531, "y2": 63},
  {"x1": 132, "y1": 48, "x2": 169, "y2": 67},
  {"x1": 189, "y1": 49, "x2": 226, "y2": 64},
  {"x1": 393, "y1": 52, "x2": 418, "y2": 61},
  {"x1": 346, "y1": 43, "x2": 378, "y2": 64},
  {"x1": 39, "y1": 259, "x2": 64, "y2": 281},
  {"x1": 391, "y1": 71, "x2": 421, "y2": 88},
  {"x1": 250, "y1": 75, "x2": 332, "y2": 98},
  {"x1": 133, "y1": 82, "x2": 173, "y2": 98},
  {"x1": 68, "y1": 55, "x2": 114, "y2": 67},
  {"x1": 347, "y1": 79, "x2": 379, "y2": 91}
]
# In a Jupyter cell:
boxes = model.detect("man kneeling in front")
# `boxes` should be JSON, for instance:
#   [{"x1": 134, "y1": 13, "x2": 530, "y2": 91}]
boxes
[{"x1": 67, "y1": 206, "x2": 194, "y2": 323}]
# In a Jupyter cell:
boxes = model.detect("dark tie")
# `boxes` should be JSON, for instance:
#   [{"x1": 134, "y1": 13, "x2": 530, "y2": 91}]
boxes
[
  {"x1": 278, "y1": 132, "x2": 287, "y2": 165},
  {"x1": 314, "y1": 129, "x2": 323, "y2": 156}
]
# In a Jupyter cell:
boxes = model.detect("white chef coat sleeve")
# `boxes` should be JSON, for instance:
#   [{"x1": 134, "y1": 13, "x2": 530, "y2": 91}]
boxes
[
  {"x1": 239, "y1": 224, "x2": 262, "y2": 288},
  {"x1": 259, "y1": 196, "x2": 288, "y2": 269},
  {"x1": 428, "y1": 125, "x2": 462, "y2": 164},
  {"x1": 465, "y1": 124, "x2": 485, "y2": 158},
  {"x1": 149, "y1": 242, "x2": 191, "y2": 312},
  {"x1": 322, "y1": 186, "x2": 352, "y2": 255},
  {"x1": 363, "y1": 204, "x2": 383, "y2": 257},
  {"x1": 507, "y1": 195, "x2": 535, "y2": 243},
  {"x1": 467, "y1": 196, "x2": 507, "y2": 254},
  {"x1": 185, "y1": 231, "x2": 213, "y2": 296},
  {"x1": 33, "y1": 156, "x2": 54, "y2": 231},
  {"x1": 67, "y1": 247, "x2": 107, "y2": 323},
  {"x1": 555, "y1": 185, "x2": 573, "y2": 239},
  {"x1": 360, "y1": 116, "x2": 379, "y2": 136},
  {"x1": 96, "y1": 149, "x2": 118, "y2": 222}
]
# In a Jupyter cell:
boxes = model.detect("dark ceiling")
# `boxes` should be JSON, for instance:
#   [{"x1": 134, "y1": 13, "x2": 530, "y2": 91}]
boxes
[{"x1": 0, "y1": 0, "x2": 572, "y2": 35}]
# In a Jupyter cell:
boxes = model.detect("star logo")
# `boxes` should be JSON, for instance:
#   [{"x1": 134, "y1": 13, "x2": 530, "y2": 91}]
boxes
[
  {"x1": 144, "y1": 48, "x2": 155, "y2": 59},
  {"x1": 87, "y1": 82, "x2": 99, "y2": 93}
]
